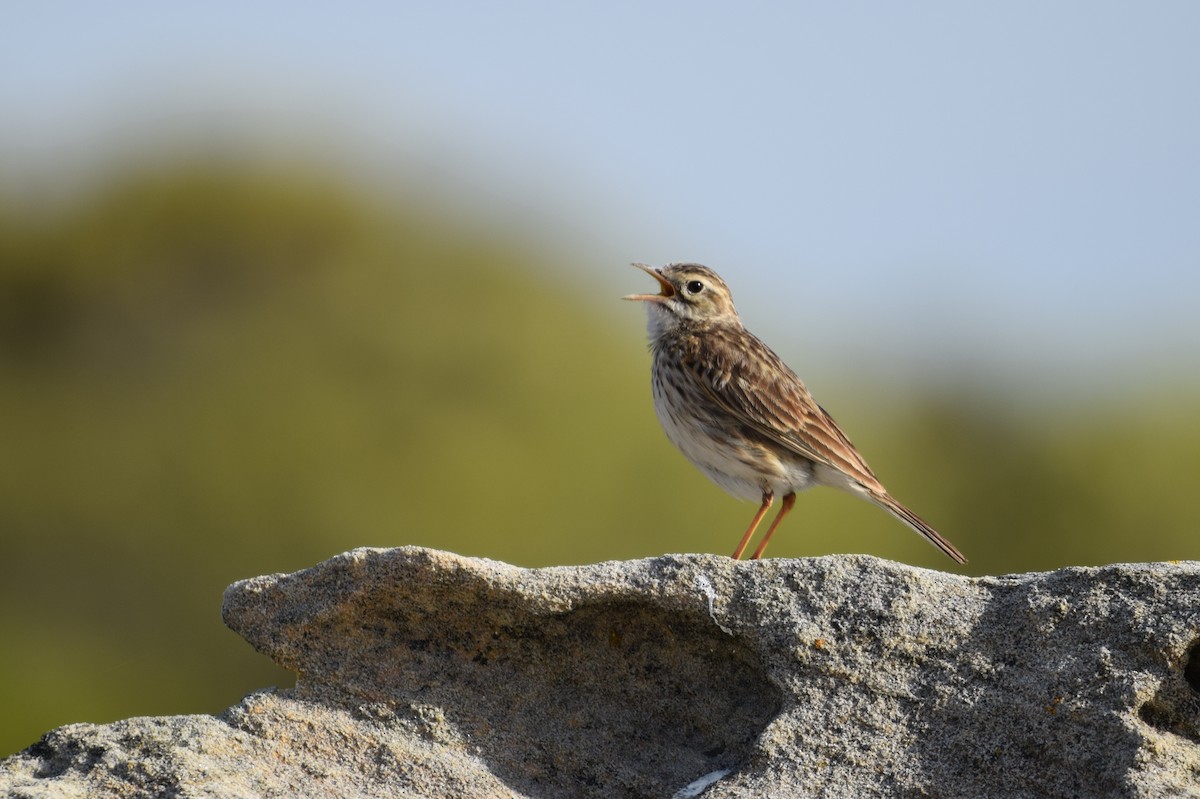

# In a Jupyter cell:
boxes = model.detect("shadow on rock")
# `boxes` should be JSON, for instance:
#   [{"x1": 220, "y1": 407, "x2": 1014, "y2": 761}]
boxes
[
  {"x1": 914, "y1": 566, "x2": 1200, "y2": 798},
  {"x1": 224, "y1": 548, "x2": 782, "y2": 798}
]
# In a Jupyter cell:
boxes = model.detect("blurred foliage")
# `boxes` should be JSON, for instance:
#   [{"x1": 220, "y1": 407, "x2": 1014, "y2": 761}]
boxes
[{"x1": 1, "y1": 159, "x2": 1197, "y2": 756}]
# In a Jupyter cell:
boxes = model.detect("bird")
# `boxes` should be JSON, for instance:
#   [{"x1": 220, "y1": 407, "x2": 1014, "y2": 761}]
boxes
[{"x1": 624, "y1": 262, "x2": 966, "y2": 564}]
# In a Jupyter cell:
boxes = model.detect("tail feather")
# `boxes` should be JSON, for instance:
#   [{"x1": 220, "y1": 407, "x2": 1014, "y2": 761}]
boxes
[{"x1": 874, "y1": 493, "x2": 967, "y2": 565}]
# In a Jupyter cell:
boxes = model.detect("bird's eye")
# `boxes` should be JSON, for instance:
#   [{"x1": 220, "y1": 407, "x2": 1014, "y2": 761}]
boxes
[{"x1": 685, "y1": 280, "x2": 704, "y2": 295}]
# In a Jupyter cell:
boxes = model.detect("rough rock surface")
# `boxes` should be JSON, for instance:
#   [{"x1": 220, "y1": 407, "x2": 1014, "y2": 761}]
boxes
[{"x1": 3, "y1": 547, "x2": 1200, "y2": 798}]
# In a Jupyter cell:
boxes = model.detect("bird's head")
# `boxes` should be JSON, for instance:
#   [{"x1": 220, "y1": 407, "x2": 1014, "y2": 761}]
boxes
[{"x1": 624, "y1": 263, "x2": 739, "y2": 334}]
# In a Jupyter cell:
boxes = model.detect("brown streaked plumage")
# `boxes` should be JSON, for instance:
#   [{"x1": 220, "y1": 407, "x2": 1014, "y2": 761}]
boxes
[{"x1": 624, "y1": 262, "x2": 966, "y2": 564}]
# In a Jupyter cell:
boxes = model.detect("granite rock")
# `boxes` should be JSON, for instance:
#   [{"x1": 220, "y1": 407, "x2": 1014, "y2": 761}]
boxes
[{"x1": 3, "y1": 547, "x2": 1200, "y2": 798}]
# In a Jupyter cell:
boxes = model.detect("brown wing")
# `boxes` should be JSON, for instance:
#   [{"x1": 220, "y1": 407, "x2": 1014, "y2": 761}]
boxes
[{"x1": 676, "y1": 324, "x2": 885, "y2": 491}]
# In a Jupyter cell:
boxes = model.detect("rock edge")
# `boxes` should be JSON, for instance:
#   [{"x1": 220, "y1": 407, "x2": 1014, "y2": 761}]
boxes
[{"x1": 3, "y1": 548, "x2": 1199, "y2": 798}]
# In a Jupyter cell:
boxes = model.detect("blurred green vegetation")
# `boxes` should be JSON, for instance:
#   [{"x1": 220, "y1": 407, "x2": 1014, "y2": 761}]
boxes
[{"x1": 1, "y1": 158, "x2": 1197, "y2": 756}]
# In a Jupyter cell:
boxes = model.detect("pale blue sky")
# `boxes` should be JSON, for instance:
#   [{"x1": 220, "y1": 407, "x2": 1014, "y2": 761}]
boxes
[{"x1": 3, "y1": 2, "x2": 1198, "y2": 387}]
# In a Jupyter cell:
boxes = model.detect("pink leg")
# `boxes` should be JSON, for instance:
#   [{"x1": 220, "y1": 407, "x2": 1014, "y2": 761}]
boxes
[
  {"x1": 731, "y1": 492, "x2": 773, "y2": 560},
  {"x1": 750, "y1": 492, "x2": 796, "y2": 559}
]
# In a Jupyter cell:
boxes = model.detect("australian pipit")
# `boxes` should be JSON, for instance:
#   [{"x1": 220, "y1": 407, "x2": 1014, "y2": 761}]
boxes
[{"x1": 625, "y1": 262, "x2": 966, "y2": 564}]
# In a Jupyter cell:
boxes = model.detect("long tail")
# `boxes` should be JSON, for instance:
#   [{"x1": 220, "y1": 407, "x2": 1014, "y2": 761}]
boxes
[{"x1": 873, "y1": 492, "x2": 967, "y2": 565}]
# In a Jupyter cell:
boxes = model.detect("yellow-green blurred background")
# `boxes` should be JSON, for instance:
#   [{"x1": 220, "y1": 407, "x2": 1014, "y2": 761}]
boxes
[{"x1": 3, "y1": 4, "x2": 1199, "y2": 757}]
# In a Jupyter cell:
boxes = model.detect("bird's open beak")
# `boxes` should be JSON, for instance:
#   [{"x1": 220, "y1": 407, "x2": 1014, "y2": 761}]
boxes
[{"x1": 623, "y1": 263, "x2": 675, "y2": 303}]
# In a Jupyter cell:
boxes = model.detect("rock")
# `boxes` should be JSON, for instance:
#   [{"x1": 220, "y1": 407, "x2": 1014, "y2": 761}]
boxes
[{"x1": 3, "y1": 547, "x2": 1200, "y2": 798}]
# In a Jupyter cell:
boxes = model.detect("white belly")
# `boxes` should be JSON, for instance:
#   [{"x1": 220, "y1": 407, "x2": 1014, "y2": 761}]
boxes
[{"x1": 651, "y1": 366, "x2": 817, "y2": 502}]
